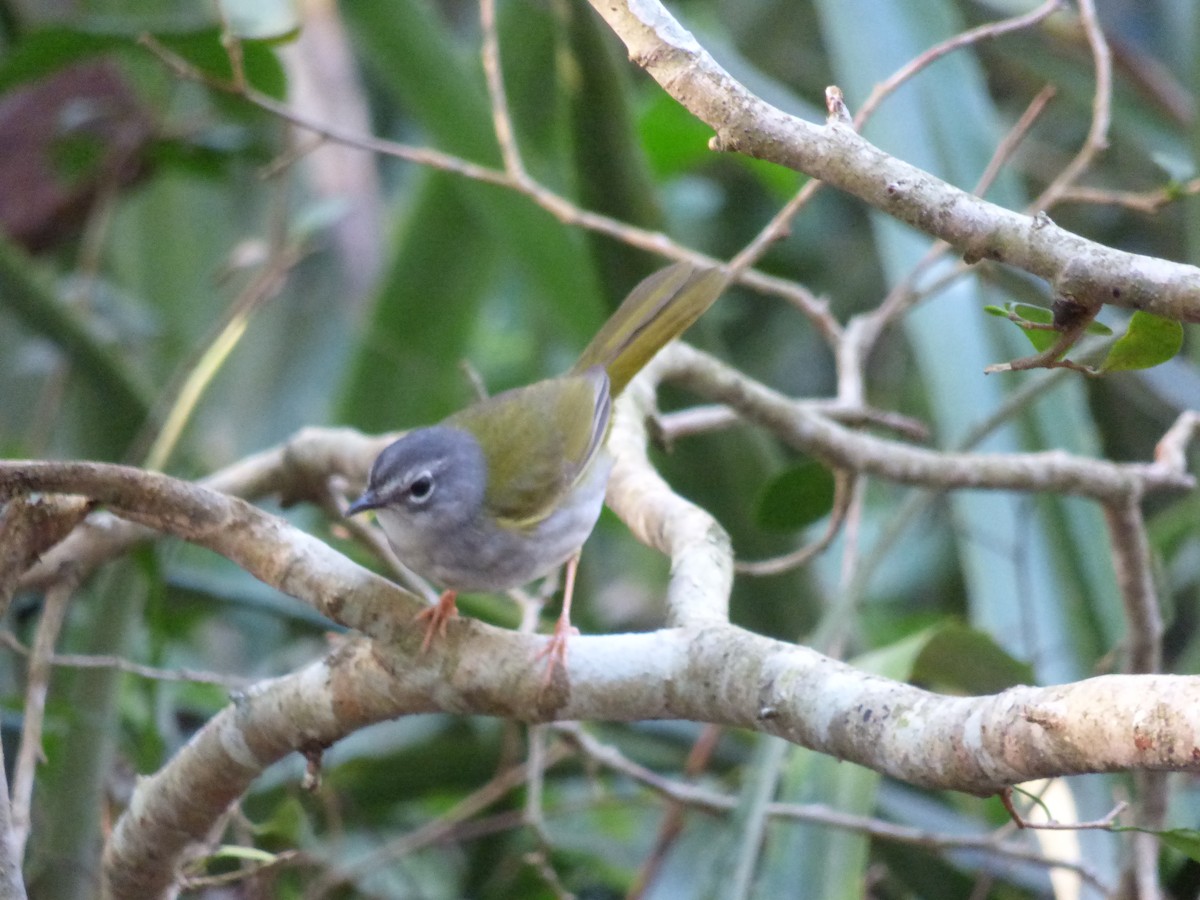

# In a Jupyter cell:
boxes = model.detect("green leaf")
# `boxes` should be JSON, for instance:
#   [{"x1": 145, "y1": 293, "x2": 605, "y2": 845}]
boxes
[
  {"x1": 338, "y1": 172, "x2": 496, "y2": 430},
  {"x1": 206, "y1": 845, "x2": 280, "y2": 864},
  {"x1": 1000, "y1": 303, "x2": 1060, "y2": 353},
  {"x1": 1099, "y1": 311, "x2": 1184, "y2": 373},
  {"x1": 563, "y1": 0, "x2": 665, "y2": 287},
  {"x1": 911, "y1": 623, "x2": 1034, "y2": 695},
  {"x1": 1011, "y1": 303, "x2": 1053, "y2": 324},
  {"x1": 985, "y1": 302, "x2": 1113, "y2": 353},
  {"x1": 248, "y1": 796, "x2": 308, "y2": 843},
  {"x1": 154, "y1": 30, "x2": 287, "y2": 99},
  {"x1": 983, "y1": 302, "x2": 1058, "y2": 351},
  {"x1": 754, "y1": 459, "x2": 836, "y2": 532},
  {"x1": 985, "y1": 303, "x2": 1110, "y2": 335},
  {"x1": 0, "y1": 29, "x2": 126, "y2": 94},
  {"x1": 1154, "y1": 828, "x2": 1200, "y2": 862},
  {"x1": 639, "y1": 91, "x2": 719, "y2": 179}
]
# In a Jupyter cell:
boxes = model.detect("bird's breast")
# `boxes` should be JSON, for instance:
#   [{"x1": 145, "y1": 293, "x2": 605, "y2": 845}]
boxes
[{"x1": 377, "y1": 451, "x2": 613, "y2": 593}]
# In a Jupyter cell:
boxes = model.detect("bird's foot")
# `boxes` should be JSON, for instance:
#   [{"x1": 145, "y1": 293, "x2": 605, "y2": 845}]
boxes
[
  {"x1": 414, "y1": 590, "x2": 458, "y2": 653},
  {"x1": 535, "y1": 614, "x2": 580, "y2": 684}
]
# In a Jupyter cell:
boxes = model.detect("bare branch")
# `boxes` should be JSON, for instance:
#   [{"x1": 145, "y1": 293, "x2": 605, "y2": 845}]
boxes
[
  {"x1": 10, "y1": 577, "x2": 77, "y2": 860},
  {"x1": 652, "y1": 343, "x2": 1194, "y2": 501},
  {"x1": 559, "y1": 723, "x2": 1110, "y2": 893},
  {"x1": 586, "y1": 0, "x2": 1200, "y2": 323},
  {"x1": 854, "y1": 0, "x2": 1064, "y2": 129},
  {"x1": 96, "y1": 623, "x2": 1200, "y2": 899},
  {"x1": 1031, "y1": 0, "x2": 1113, "y2": 210},
  {"x1": 1103, "y1": 495, "x2": 1162, "y2": 675}
]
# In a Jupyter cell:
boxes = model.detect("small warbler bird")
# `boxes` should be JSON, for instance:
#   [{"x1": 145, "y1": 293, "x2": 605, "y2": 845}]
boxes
[{"x1": 348, "y1": 261, "x2": 726, "y2": 673}]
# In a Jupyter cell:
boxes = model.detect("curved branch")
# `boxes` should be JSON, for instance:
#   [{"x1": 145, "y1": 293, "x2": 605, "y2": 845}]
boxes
[
  {"x1": 586, "y1": 0, "x2": 1200, "y2": 323},
  {"x1": 652, "y1": 343, "x2": 1194, "y2": 501},
  {"x1": 0, "y1": 460, "x2": 417, "y2": 641},
  {"x1": 3, "y1": 460, "x2": 1200, "y2": 897},
  {"x1": 98, "y1": 625, "x2": 1200, "y2": 899}
]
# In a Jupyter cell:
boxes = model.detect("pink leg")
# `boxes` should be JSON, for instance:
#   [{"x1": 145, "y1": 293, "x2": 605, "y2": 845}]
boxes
[
  {"x1": 537, "y1": 554, "x2": 582, "y2": 682},
  {"x1": 414, "y1": 590, "x2": 458, "y2": 653}
]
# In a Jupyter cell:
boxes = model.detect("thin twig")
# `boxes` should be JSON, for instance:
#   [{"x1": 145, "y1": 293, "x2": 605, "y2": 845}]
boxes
[
  {"x1": 1154, "y1": 410, "x2": 1200, "y2": 474},
  {"x1": 557, "y1": 723, "x2": 1108, "y2": 892},
  {"x1": 853, "y1": 0, "x2": 1065, "y2": 128},
  {"x1": 135, "y1": 32, "x2": 834, "y2": 339},
  {"x1": 0, "y1": 738, "x2": 27, "y2": 899},
  {"x1": 736, "y1": 470, "x2": 852, "y2": 576},
  {"x1": 303, "y1": 742, "x2": 572, "y2": 900},
  {"x1": 656, "y1": 401, "x2": 930, "y2": 446},
  {"x1": 181, "y1": 850, "x2": 305, "y2": 890},
  {"x1": 627, "y1": 724, "x2": 723, "y2": 899},
  {"x1": 10, "y1": 577, "x2": 78, "y2": 859},
  {"x1": 1054, "y1": 178, "x2": 1200, "y2": 214},
  {"x1": 1031, "y1": 0, "x2": 1112, "y2": 210},
  {"x1": 1005, "y1": 790, "x2": 1128, "y2": 832},
  {"x1": 976, "y1": 85, "x2": 1059, "y2": 200},
  {"x1": 1102, "y1": 495, "x2": 1162, "y2": 675},
  {"x1": 136, "y1": 239, "x2": 308, "y2": 471},
  {"x1": 479, "y1": 0, "x2": 526, "y2": 181},
  {"x1": 0, "y1": 631, "x2": 254, "y2": 690}
]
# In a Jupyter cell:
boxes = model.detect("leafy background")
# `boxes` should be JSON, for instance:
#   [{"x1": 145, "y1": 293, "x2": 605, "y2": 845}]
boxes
[{"x1": 1, "y1": 0, "x2": 1199, "y2": 897}]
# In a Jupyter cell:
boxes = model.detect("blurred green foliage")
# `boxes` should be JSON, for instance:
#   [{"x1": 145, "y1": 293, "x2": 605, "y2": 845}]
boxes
[{"x1": 1, "y1": 0, "x2": 1199, "y2": 898}]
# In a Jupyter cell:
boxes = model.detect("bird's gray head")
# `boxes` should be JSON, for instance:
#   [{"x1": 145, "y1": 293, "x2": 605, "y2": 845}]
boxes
[{"x1": 347, "y1": 426, "x2": 487, "y2": 525}]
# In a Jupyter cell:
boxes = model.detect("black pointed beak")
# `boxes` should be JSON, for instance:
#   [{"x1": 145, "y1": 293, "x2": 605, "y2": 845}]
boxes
[{"x1": 346, "y1": 490, "x2": 382, "y2": 517}]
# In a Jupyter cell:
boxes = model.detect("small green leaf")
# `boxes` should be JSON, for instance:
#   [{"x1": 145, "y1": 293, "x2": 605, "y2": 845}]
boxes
[
  {"x1": 754, "y1": 460, "x2": 836, "y2": 533},
  {"x1": 986, "y1": 302, "x2": 1062, "y2": 352},
  {"x1": 249, "y1": 795, "x2": 307, "y2": 842},
  {"x1": 638, "y1": 91, "x2": 798, "y2": 197},
  {"x1": 1156, "y1": 828, "x2": 1200, "y2": 862},
  {"x1": 911, "y1": 623, "x2": 1034, "y2": 694},
  {"x1": 1158, "y1": 828, "x2": 1200, "y2": 862},
  {"x1": 155, "y1": 30, "x2": 287, "y2": 99},
  {"x1": 1019, "y1": 333, "x2": 1059, "y2": 355},
  {"x1": 206, "y1": 845, "x2": 280, "y2": 863},
  {"x1": 1086, "y1": 319, "x2": 1113, "y2": 336},
  {"x1": 1011, "y1": 303, "x2": 1053, "y2": 324},
  {"x1": 639, "y1": 92, "x2": 723, "y2": 178},
  {"x1": 1100, "y1": 311, "x2": 1184, "y2": 373},
  {"x1": 0, "y1": 29, "x2": 126, "y2": 94}
]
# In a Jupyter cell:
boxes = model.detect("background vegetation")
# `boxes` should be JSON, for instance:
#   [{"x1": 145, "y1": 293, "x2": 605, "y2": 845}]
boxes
[{"x1": 1, "y1": 0, "x2": 1198, "y2": 897}]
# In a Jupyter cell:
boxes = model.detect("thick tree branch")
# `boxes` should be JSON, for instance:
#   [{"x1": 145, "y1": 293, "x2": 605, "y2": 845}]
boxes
[
  {"x1": 95, "y1": 624, "x2": 1200, "y2": 899},
  {"x1": 2, "y1": 459, "x2": 1200, "y2": 897},
  {"x1": 586, "y1": 0, "x2": 1200, "y2": 324}
]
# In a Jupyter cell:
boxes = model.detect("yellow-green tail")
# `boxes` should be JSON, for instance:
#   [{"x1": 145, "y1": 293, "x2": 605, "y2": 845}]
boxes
[{"x1": 572, "y1": 262, "x2": 728, "y2": 395}]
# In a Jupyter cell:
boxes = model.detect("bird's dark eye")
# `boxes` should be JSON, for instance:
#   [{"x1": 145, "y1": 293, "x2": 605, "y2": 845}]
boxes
[{"x1": 408, "y1": 472, "x2": 434, "y2": 502}]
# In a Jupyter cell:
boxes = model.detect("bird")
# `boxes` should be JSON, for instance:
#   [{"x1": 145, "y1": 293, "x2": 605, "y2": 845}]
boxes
[{"x1": 347, "y1": 261, "x2": 726, "y2": 675}]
